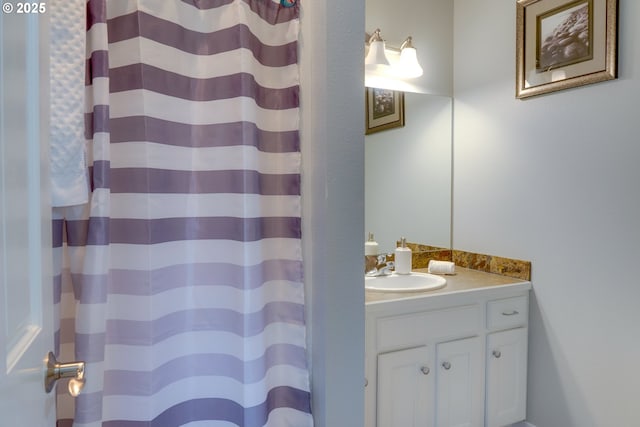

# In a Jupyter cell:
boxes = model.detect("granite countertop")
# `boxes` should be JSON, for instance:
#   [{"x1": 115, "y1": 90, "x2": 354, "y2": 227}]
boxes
[{"x1": 365, "y1": 266, "x2": 531, "y2": 305}]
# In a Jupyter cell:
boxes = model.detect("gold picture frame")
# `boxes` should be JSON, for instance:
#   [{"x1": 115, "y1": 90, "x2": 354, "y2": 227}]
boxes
[
  {"x1": 516, "y1": 0, "x2": 617, "y2": 99},
  {"x1": 365, "y1": 88, "x2": 405, "y2": 134}
]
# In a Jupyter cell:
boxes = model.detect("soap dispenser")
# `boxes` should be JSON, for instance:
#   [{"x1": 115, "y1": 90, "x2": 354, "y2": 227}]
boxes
[
  {"x1": 365, "y1": 232, "x2": 379, "y2": 256},
  {"x1": 394, "y1": 237, "x2": 412, "y2": 275}
]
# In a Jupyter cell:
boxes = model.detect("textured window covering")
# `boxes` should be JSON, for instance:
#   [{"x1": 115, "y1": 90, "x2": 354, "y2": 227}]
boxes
[{"x1": 53, "y1": 1, "x2": 311, "y2": 425}]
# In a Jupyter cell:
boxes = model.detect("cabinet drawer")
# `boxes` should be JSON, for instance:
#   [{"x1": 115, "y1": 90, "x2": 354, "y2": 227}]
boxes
[
  {"x1": 377, "y1": 305, "x2": 480, "y2": 352},
  {"x1": 487, "y1": 296, "x2": 528, "y2": 331}
]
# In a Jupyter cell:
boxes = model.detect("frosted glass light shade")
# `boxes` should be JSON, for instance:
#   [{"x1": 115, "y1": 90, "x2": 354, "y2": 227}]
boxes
[
  {"x1": 398, "y1": 46, "x2": 423, "y2": 78},
  {"x1": 365, "y1": 40, "x2": 391, "y2": 74}
]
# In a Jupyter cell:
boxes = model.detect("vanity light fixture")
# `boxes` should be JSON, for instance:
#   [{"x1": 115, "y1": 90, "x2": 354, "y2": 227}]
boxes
[
  {"x1": 365, "y1": 29, "x2": 425, "y2": 92},
  {"x1": 364, "y1": 28, "x2": 423, "y2": 79}
]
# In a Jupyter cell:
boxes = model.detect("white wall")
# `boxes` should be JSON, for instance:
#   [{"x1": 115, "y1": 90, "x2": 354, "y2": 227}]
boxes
[
  {"x1": 300, "y1": 1, "x2": 365, "y2": 426},
  {"x1": 453, "y1": 1, "x2": 640, "y2": 426}
]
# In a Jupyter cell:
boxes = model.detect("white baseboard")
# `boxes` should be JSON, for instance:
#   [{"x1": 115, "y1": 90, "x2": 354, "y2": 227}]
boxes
[{"x1": 510, "y1": 422, "x2": 536, "y2": 427}]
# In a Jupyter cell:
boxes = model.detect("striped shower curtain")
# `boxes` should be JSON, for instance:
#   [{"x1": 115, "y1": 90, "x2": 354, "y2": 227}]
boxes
[{"x1": 52, "y1": 0, "x2": 311, "y2": 425}]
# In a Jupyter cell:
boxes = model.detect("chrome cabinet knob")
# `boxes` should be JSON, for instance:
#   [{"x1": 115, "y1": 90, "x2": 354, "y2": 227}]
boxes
[
  {"x1": 44, "y1": 352, "x2": 85, "y2": 396},
  {"x1": 442, "y1": 361, "x2": 451, "y2": 370},
  {"x1": 420, "y1": 366, "x2": 430, "y2": 375},
  {"x1": 492, "y1": 350, "x2": 502, "y2": 358}
]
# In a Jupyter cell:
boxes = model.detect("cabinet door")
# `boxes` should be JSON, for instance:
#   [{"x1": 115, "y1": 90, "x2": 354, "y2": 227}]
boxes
[
  {"x1": 486, "y1": 327, "x2": 528, "y2": 427},
  {"x1": 436, "y1": 336, "x2": 483, "y2": 427},
  {"x1": 377, "y1": 346, "x2": 433, "y2": 427}
]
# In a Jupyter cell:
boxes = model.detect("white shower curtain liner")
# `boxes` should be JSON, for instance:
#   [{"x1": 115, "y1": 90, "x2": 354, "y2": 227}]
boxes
[{"x1": 52, "y1": 0, "x2": 311, "y2": 425}]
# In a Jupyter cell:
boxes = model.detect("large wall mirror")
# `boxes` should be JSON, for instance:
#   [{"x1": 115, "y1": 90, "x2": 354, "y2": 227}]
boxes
[{"x1": 365, "y1": 0, "x2": 453, "y2": 254}]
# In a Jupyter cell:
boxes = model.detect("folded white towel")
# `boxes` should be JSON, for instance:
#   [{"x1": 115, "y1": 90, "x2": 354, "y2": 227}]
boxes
[
  {"x1": 428, "y1": 260, "x2": 456, "y2": 275},
  {"x1": 50, "y1": 0, "x2": 88, "y2": 207}
]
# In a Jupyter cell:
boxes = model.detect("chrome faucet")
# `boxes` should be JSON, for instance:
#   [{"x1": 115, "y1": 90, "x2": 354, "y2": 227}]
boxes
[{"x1": 366, "y1": 254, "x2": 395, "y2": 277}]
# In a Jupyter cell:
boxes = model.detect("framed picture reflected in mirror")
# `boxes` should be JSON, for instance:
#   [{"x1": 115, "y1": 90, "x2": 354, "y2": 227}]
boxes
[{"x1": 365, "y1": 88, "x2": 405, "y2": 134}]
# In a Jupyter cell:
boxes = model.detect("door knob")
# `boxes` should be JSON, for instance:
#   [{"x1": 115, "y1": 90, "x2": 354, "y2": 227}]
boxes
[{"x1": 44, "y1": 352, "x2": 85, "y2": 396}]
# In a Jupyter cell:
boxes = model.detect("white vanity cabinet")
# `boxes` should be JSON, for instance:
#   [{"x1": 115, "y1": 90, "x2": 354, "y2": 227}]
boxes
[
  {"x1": 435, "y1": 336, "x2": 483, "y2": 427},
  {"x1": 377, "y1": 346, "x2": 433, "y2": 426},
  {"x1": 485, "y1": 296, "x2": 529, "y2": 427},
  {"x1": 376, "y1": 336, "x2": 482, "y2": 427},
  {"x1": 365, "y1": 276, "x2": 531, "y2": 427}
]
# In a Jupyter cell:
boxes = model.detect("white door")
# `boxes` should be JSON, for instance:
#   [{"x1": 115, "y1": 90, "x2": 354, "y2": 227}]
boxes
[{"x1": 0, "y1": 8, "x2": 55, "y2": 426}]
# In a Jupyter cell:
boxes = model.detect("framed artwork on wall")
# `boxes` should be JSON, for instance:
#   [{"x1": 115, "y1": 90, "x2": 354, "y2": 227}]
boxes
[
  {"x1": 516, "y1": 0, "x2": 617, "y2": 99},
  {"x1": 365, "y1": 88, "x2": 405, "y2": 134}
]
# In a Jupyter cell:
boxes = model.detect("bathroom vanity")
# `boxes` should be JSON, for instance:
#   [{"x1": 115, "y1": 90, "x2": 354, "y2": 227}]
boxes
[{"x1": 365, "y1": 267, "x2": 531, "y2": 427}]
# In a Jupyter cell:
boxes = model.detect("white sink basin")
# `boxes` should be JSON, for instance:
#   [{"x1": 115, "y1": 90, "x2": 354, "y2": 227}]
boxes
[{"x1": 365, "y1": 272, "x2": 446, "y2": 293}]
